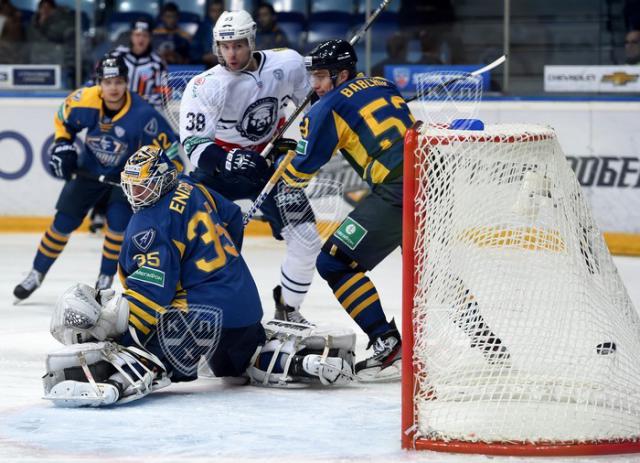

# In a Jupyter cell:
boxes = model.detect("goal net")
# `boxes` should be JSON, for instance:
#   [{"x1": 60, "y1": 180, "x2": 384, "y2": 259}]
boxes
[{"x1": 402, "y1": 121, "x2": 640, "y2": 456}]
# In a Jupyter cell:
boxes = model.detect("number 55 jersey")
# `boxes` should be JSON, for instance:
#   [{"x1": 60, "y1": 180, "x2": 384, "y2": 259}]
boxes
[
  {"x1": 283, "y1": 76, "x2": 415, "y2": 189},
  {"x1": 118, "y1": 176, "x2": 262, "y2": 340}
]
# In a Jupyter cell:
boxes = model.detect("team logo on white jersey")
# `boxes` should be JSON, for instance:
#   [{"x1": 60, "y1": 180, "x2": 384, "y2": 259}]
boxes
[
  {"x1": 236, "y1": 97, "x2": 278, "y2": 141},
  {"x1": 273, "y1": 69, "x2": 284, "y2": 81}
]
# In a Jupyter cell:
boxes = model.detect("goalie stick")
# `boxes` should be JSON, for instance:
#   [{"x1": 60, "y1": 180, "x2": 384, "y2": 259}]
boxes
[{"x1": 242, "y1": 0, "x2": 394, "y2": 226}]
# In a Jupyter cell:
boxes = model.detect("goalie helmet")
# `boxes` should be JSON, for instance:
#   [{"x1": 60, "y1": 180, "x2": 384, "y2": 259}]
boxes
[
  {"x1": 95, "y1": 52, "x2": 128, "y2": 82},
  {"x1": 305, "y1": 39, "x2": 358, "y2": 77},
  {"x1": 212, "y1": 10, "x2": 257, "y2": 68},
  {"x1": 121, "y1": 145, "x2": 178, "y2": 212}
]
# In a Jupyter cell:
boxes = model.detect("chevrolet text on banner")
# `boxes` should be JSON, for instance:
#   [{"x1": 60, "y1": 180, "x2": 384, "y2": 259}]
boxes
[{"x1": 544, "y1": 65, "x2": 640, "y2": 92}]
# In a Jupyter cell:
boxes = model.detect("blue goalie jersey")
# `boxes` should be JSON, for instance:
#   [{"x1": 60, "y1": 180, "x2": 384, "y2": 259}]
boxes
[
  {"x1": 54, "y1": 85, "x2": 179, "y2": 177},
  {"x1": 118, "y1": 176, "x2": 263, "y2": 341}
]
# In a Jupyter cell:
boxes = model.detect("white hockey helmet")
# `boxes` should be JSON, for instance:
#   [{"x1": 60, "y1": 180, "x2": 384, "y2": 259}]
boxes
[{"x1": 212, "y1": 10, "x2": 257, "y2": 67}]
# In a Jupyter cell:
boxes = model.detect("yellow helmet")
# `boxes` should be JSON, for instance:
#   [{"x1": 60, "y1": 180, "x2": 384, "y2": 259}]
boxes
[{"x1": 121, "y1": 145, "x2": 178, "y2": 212}]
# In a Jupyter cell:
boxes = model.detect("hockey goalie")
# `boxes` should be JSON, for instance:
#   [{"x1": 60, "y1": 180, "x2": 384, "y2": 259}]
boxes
[
  {"x1": 42, "y1": 145, "x2": 355, "y2": 407},
  {"x1": 43, "y1": 285, "x2": 356, "y2": 407}
]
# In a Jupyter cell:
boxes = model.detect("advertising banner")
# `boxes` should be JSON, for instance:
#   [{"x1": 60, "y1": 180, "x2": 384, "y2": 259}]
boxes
[{"x1": 544, "y1": 65, "x2": 640, "y2": 92}]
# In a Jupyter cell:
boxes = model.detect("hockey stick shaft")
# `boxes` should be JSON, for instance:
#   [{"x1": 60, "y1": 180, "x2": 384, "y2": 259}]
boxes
[
  {"x1": 243, "y1": 0, "x2": 393, "y2": 226},
  {"x1": 405, "y1": 54, "x2": 507, "y2": 103},
  {"x1": 72, "y1": 170, "x2": 121, "y2": 187}
]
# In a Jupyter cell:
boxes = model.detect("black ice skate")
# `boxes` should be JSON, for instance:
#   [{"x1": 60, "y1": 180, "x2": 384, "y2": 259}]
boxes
[
  {"x1": 13, "y1": 269, "x2": 45, "y2": 303},
  {"x1": 355, "y1": 320, "x2": 401, "y2": 382},
  {"x1": 273, "y1": 285, "x2": 314, "y2": 326}
]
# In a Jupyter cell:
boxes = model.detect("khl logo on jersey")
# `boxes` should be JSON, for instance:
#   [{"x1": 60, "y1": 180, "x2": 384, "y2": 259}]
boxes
[
  {"x1": 236, "y1": 97, "x2": 278, "y2": 141},
  {"x1": 85, "y1": 135, "x2": 128, "y2": 167},
  {"x1": 132, "y1": 228, "x2": 156, "y2": 252}
]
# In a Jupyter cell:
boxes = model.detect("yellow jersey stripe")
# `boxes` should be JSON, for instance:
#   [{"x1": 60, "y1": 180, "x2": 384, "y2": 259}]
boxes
[
  {"x1": 332, "y1": 111, "x2": 372, "y2": 170},
  {"x1": 124, "y1": 288, "x2": 167, "y2": 314},
  {"x1": 341, "y1": 281, "x2": 374, "y2": 311},
  {"x1": 334, "y1": 273, "x2": 364, "y2": 300},
  {"x1": 195, "y1": 184, "x2": 218, "y2": 211},
  {"x1": 129, "y1": 314, "x2": 150, "y2": 335},
  {"x1": 129, "y1": 302, "x2": 158, "y2": 325},
  {"x1": 172, "y1": 239, "x2": 186, "y2": 258},
  {"x1": 349, "y1": 293, "x2": 380, "y2": 319},
  {"x1": 282, "y1": 171, "x2": 310, "y2": 188},
  {"x1": 285, "y1": 163, "x2": 315, "y2": 180},
  {"x1": 368, "y1": 159, "x2": 391, "y2": 184},
  {"x1": 111, "y1": 91, "x2": 132, "y2": 123}
]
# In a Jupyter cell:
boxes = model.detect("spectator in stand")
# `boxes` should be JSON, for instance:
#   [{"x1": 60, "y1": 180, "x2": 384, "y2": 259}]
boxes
[
  {"x1": 26, "y1": 0, "x2": 75, "y2": 85},
  {"x1": 27, "y1": 0, "x2": 73, "y2": 44},
  {"x1": 415, "y1": 29, "x2": 444, "y2": 65},
  {"x1": 152, "y1": 2, "x2": 191, "y2": 64},
  {"x1": 0, "y1": 0, "x2": 24, "y2": 63},
  {"x1": 371, "y1": 33, "x2": 409, "y2": 77},
  {"x1": 254, "y1": 2, "x2": 289, "y2": 50},
  {"x1": 190, "y1": 0, "x2": 224, "y2": 68},
  {"x1": 625, "y1": 29, "x2": 640, "y2": 64},
  {"x1": 0, "y1": 0, "x2": 23, "y2": 42}
]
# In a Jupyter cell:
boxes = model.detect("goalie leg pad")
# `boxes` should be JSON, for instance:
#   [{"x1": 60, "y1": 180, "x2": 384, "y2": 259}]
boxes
[
  {"x1": 247, "y1": 320, "x2": 356, "y2": 387},
  {"x1": 43, "y1": 341, "x2": 169, "y2": 407}
]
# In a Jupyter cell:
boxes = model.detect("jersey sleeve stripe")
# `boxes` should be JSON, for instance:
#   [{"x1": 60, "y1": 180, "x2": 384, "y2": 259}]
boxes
[
  {"x1": 124, "y1": 288, "x2": 167, "y2": 314},
  {"x1": 285, "y1": 164, "x2": 315, "y2": 180},
  {"x1": 129, "y1": 302, "x2": 159, "y2": 325},
  {"x1": 282, "y1": 170, "x2": 312, "y2": 188},
  {"x1": 129, "y1": 313, "x2": 151, "y2": 335}
]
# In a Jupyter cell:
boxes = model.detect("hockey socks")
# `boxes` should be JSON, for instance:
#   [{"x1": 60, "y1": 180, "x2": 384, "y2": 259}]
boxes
[
  {"x1": 33, "y1": 213, "x2": 81, "y2": 274},
  {"x1": 330, "y1": 272, "x2": 390, "y2": 343},
  {"x1": 100, "y1": 228, "x2": 124, "y2": 276}
]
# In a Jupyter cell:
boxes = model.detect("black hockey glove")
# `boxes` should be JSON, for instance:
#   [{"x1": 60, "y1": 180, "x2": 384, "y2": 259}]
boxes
[
  {"x1": 267, "y1": 138, "x2": 298, "y2": 163},
  {"x1": 49, "y1": 142, "x2": 78, "y2": 180},
  {"x1": 223, "y1": 148, "x2": 272, "y2": 185}
]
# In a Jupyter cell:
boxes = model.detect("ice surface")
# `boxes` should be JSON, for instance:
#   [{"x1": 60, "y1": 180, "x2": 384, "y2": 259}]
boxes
[{"x1": 1, "y1": 233, "x2": 640, "y2": 463}]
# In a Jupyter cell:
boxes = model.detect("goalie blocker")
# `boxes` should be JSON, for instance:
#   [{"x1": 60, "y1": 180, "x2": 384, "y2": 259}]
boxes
[{"x1": 43, "y1": 284, "x2": 356, "y2": 407}]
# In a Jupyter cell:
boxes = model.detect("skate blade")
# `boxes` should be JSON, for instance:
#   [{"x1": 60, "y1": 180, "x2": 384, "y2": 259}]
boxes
[{"x1": 356, "y1": 361, "x2": 401, "y2": 383}]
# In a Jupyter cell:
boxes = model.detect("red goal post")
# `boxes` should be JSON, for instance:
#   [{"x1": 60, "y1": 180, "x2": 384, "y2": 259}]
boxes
[{"x1": 401, "y1": 121, "x2": 640, "y2": 456}]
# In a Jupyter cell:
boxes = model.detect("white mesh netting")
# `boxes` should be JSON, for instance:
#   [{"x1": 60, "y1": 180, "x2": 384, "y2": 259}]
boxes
[{"x1": 410, "y1": 123, "x2": 640, "y2": 445}]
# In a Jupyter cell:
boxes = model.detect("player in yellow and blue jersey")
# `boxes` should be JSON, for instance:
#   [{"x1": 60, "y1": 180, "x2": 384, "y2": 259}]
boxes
[
  {"x1": 13, "y1": 53, "x2": 179, "y2": 303},
  {"x1": 282, "y1": 40, "x2": 415, "y2": 382}
]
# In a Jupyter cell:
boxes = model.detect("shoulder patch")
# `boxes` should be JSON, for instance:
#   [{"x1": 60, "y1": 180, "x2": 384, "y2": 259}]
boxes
[
  {"x1": 133, "y1": 228, "x2": 156, "y2": 252},
  {"x1": 144, "y1": 118, "x2": 158, "y2": 136}
]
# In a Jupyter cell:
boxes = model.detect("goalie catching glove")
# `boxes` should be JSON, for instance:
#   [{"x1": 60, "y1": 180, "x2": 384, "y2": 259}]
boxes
[
  {"x1": 248, "y1": 320, "x2": 356, "y2": 387},
  {"x1": 50, "y1": 283, "x2": 129, "y2": 345}
]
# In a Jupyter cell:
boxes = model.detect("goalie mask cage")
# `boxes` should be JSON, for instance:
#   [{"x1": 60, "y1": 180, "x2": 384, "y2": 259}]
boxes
[{"x1": 401, "y1": 122, "x2": 640, "y2": 456}]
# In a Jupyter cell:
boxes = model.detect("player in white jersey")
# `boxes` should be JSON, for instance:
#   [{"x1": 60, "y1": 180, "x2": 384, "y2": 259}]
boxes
[{"x1": 180, "y1": 10, "x2": 321, "y2": 325}]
